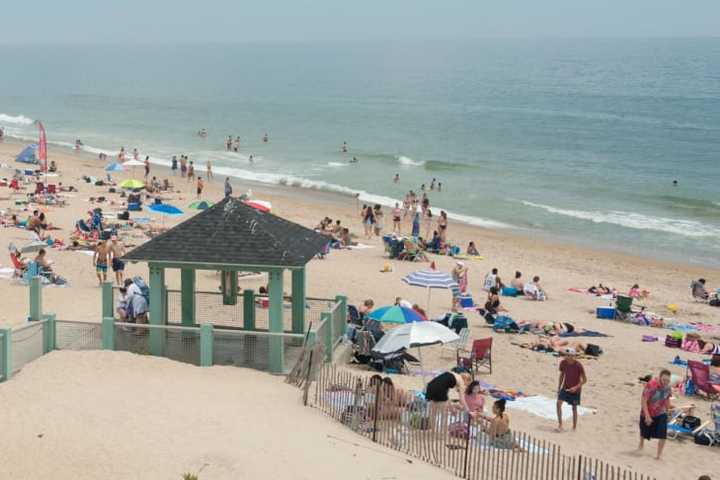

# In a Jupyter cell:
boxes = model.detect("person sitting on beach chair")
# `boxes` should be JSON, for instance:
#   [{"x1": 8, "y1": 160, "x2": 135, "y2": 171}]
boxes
[{"x1": 691, "y1": 279, "x2": 710, "y2": 301}]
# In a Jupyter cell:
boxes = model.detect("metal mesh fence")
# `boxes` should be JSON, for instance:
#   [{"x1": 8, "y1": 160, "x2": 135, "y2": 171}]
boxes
[
  {"x1": 212, "y1": 329, "x2": 305, "y2": 373},
  {"x1": 11, "y1": 322, "x2": 45, "y2": 374},
  {"x1": 56, "y1": 321, "x2": 102, "y2": 350},
  {"x1": 114, "y1": 323, "x2": 151, "y2": 356},
  {"x1": 165, "y1": 328, "x2": 201, "y2": 366}
]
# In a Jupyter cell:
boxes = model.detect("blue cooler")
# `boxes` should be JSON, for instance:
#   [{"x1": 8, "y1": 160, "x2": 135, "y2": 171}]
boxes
[
  {"x1": 596, "y1": 307, "x2": 616, "y2": 319},
  {"x1": 458, "y1": 295, "x2": 474, "y2": 308},
  {"x1": 501, "y1": 287, "x2": 518, "y2": 297}
]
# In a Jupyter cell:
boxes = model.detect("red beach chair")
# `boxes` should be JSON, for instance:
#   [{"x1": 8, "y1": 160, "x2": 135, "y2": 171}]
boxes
[
  {"x1": 687, "y1": 360, "x2": 720, "y2": 400},
  {"x1": 457, "y1": 337, "x2": 493, "y2": 375}
]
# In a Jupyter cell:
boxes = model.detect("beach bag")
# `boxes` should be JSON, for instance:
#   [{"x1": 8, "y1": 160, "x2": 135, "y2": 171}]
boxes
[
  {"x1": 682, "y1": 415, "x2": 702, "y2": 431},
  {"x1": 694, "y1": 430, "x2": 716, "y2": 446},
  {"x1": 664, "y1": 335, "x2": 681, "y2": 348},
  {"x1": 118, "y1": 211, "x2": 129, "y2": 221},
  {"x1": 710, "y1": 298, "x2": 720, "y2": 307},
  {"x1": 584, "y1": 344, "x2": 602, "y2": 357},
  {"x1": 493, "y1": 315, "x2": 518, "y2": 333}
]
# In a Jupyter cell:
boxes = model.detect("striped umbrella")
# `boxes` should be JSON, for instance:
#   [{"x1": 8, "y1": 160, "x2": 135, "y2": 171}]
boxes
[
  {"x1": 368, "y1": 305, "x2": 423, "y2": 324},
  {"x1": 402, "y1": 269, "x2": 458, "y2": 313}
]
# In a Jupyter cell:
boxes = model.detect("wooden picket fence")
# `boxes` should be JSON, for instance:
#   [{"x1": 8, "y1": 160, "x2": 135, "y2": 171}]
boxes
[{"x1": 302, "y1": 364, "x2": 655, "y2": 480}]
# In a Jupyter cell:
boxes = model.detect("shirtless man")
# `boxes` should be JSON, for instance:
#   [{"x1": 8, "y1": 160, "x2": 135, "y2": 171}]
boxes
[
  {"x1": 109, "y1": 236, "x2": 126, "y2": 285},
  {"x1": 93, "y1": 240, "x2": 111, "y2": 286},
  {"x1": 206, "y1": 160, "x2": 213, "y2": 180}
]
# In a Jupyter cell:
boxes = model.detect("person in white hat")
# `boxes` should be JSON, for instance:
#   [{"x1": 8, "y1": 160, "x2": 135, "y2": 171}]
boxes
[{"x1": 452, "y1": 260, "x2": 469, "y2": 294}]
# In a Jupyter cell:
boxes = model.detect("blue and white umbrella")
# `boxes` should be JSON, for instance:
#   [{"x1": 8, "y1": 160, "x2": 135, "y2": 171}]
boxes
[
  {"x1": 105, "y1": 162, "x2": 124, "y2": 172},
  {"x1": 402, "y1": 269, "x2": 458, "y2": 312}
]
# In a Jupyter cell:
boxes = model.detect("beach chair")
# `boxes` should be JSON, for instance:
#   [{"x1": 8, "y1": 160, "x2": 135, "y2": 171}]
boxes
[
  {"x1": 457, "y1": 337, "x2": 493, "y2": 375},
  {"x1": 441, "y1": 327, "x2": 469, "y2": 358},
  {"x1": 686, "y1": 360, "x2": 720, "y2": 400},
  {"x1": 46, "y1": 184, "x2": 57, "y2": 194},
  {"x1": 667, "y1": 411, "x2": 709, "y2": 441}
]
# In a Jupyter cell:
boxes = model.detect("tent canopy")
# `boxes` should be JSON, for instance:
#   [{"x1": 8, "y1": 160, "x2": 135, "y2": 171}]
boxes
[{"x1": 16, "y1": 144, "x2": 39, "y2": 164}]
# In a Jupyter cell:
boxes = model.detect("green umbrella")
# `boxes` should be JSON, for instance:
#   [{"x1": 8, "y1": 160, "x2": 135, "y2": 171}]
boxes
[
  {"x1": 188, "y1": 200, "x2": 214, "y2": 210},
  {"x1": 120, "y1": 179, "x2": 144, "y2": 189}
]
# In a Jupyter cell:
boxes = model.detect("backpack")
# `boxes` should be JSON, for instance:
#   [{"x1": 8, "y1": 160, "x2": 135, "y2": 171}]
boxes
[
  {"x1": 493, "y1": 315, "x2": 518, "y2": 333},
  {"x1": 133, "y1": 276, "x2": 150, "y2": 303},
  {"x1": 710, "y1": 298, "x2": 720, "y2": 307},
  {"x1": 585, "y1": 344, "x2": 602, "y2": 357}
]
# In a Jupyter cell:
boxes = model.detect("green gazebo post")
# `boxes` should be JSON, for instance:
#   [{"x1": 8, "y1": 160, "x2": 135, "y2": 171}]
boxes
[
  {"x1": 291, "y1": 267, "x2": 306, "y2": 334},
  {"x1": 180, "y1": 268, "x2": 196, "y2": 326}
]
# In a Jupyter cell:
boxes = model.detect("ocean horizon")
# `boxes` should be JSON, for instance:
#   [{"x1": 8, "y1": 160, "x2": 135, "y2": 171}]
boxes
[{"x1": 1, "y1": 39, "x2": 719, "y2": 266}]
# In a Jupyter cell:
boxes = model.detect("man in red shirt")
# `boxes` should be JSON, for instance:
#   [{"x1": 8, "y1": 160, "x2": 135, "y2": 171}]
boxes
[
  {"x1": 639, "y1": 369, "x2": 673, "y2": 460},
  {"x1": 556, "y1": 348, "x2": 586, "y2": 431}
]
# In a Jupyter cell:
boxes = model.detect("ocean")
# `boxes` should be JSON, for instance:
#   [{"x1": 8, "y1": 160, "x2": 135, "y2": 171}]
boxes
[{"x1": 1, "y1": 39, "x2": 719, "y2": 265}]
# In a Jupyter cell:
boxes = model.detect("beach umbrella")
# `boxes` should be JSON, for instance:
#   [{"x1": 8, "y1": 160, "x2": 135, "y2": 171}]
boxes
[
  {"x1": 372, "y1": 322, "x2": 458, "y2": 384},
  {"x1": 402, "y1": 269, "x2": 458, "y2": 312},
  {"x1": 368, "y1": 305, "x2": 423, "y2": 324},
  {"x1": 120, "y1": 179, "x2": 144, "y2": 190},
  {"x1": 147, "y1": 203, "x2": 183, "y2": 216},
  {"x1": 188, "y1": 200, "x2": 214, "y2": 210},
  {"x1": 244, "y1": 199, "x2": 272, "y2": 213},
  {"x1": 105, "y1": 162, "x2": 124, "y2": 172},
  {"x1": 121, "y1": 159, "x2": 144, "y2": 167}
]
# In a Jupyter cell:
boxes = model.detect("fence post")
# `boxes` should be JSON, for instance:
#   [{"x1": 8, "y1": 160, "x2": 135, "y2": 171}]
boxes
[
  {"x1": 102, "y1": 316, "x2": 115, "y2": 350},
  {"x1": 321, "y1": 312, "x2": 332, "y2": 362},
  {"x1": 302, "y1": 349, "x2": 314, "y2": 406},
  {"x1": 0, "y1": 328, "x2": 12, "y2": 381},
  {"x1": 101, "y1": 282, "x2": 114, "y2": 321},
  {"x1": 463, "y1": 410, "x2": 472, "y2": 478},
  {"x1": 372, "y1": 380, "x2": 381, "y2": 442},
  {"x1": 243, "y1": 289, "x2": 255, "y2": 330},
  {"x1": 42, "y1": 313, "x2": 56, "y2": 353},
  {"x1": 334, "y1": 294, "x2": 348, "y2": 339},
  {"x1": 29, "y1": 276, "x2": 42, "y2": 321},
  {"x1": 200, "y1": 324, "x2": 213, "y2": 367}
]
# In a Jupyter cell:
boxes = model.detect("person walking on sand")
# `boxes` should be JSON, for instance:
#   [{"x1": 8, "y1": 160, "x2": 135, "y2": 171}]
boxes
[
  {"x1": 224, "y1": 177, "x2": 233, "y2": 198},
  {"x1": 187, "y1": 160, "x2": 195, "y2": 182},
  {"x1": 206, "y1": 160, "x2": 213, "y2": 180},
  {"x1": 133, "y1": 148, "x2": 139, "y2": 161},
  {"x1": 639, "y1": 369, "x2": 673, "y2": 460},
  {"x1": 171, "y1": 156, "x2": 178, "y2": 175},
  {"x1": 180, "y1": 155, "x2": 187, "y2": 177},
  {"x1": 109, "y1": 235, "x2": 126, "y2": 286},
  {"x1": 144, "y1": 156, "x2": 150, "y2": 179},
  {"x1": 196, "y1": 177, "x2": 204, "y2": 198},
  {"x1": 556, "y1": 348, "x2": 586, "y2": 431},
  {"x1": 93, "y1": 239, "x2": 111, "y2": 286}
]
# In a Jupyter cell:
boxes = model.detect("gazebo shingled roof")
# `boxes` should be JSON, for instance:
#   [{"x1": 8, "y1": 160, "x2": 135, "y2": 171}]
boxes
[{"x1": 123, "y1": 197, "x2": 329, "y2": 268}]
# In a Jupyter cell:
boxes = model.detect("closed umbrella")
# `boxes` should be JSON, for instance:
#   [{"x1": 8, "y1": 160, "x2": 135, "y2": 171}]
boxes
[
  {"x1": 402, "y1": 269, "x2": 458, "y2": 312},
  {"x1": 368, "y1": 305, "x2": 422, "y2": 324},
  {"x1": 372, "y1": 322, "x2": 458, "y2": 383}
]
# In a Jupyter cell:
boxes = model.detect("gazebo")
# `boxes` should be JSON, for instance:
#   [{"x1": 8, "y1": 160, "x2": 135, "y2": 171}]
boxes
[{"x1": 120, "y1": 197, "x2": 331, "y2": 372}]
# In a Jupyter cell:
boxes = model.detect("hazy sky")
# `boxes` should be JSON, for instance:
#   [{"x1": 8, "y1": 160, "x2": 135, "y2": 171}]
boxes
[{"x1": 2, "y1": 0, "x2": 719, "y2": 43}]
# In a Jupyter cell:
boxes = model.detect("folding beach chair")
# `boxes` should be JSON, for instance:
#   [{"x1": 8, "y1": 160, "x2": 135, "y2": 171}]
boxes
[
  {"x1": 47, "y1": 184, "x2": 57, "y2": 194},
  {"x1": 686, "y1": 360, "x2": 720, "y2": 400},
  {"x1": 457, "y1": 337, "x2": 493, "y2": 375},
  {"x1": 667, "y1": 411, "x2": 709, "y2": 441},
  {"x1": 441, "y1": 327, "x2": 469, "y2": 358}
]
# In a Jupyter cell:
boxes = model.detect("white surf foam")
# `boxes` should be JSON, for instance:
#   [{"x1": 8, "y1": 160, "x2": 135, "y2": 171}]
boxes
[
  {"x1": 327, "y1": 162, "x2": 348, "y2": 168},
  {"x1": 0, "y1": 113, "x2": 34, "y2": 126},
  {"x1": 522, "y1": 201, "x2": 720, "y2": 238},
  {"x1": 397, "y1": 155, "x2": 425, "y2": 166}
]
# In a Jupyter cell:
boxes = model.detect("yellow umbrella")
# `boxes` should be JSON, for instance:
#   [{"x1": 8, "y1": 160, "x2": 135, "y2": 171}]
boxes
[{"x1": 120, "y1": 179, "x2": 144, "y2": 189}]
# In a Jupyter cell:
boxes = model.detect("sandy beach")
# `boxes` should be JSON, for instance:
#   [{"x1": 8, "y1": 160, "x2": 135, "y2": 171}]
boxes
[{"x1": 1, "y1": 141, "x2": 719, "y2": 480}]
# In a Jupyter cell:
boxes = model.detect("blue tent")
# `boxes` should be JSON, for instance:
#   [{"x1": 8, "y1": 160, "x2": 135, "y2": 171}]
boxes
[{"x1": 16, "y1": 144, "x2": 39, "y2": 164}]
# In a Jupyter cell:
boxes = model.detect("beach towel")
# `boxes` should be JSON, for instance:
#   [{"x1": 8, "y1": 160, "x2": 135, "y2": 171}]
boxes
[
  {"x1": 559, "y1": 329, "x2": 609, "y2": 338},
  {"x1": 506, "y1": 395, "x2": 595, "y2": 421}
]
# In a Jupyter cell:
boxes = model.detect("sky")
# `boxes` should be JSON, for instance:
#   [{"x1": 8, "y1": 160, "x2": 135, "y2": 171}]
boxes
[{"x1": 1, "y1": 0, "x2": 719, "y2": 44}]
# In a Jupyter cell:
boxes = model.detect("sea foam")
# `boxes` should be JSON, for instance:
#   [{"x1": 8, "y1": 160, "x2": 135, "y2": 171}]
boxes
[{"x1": 522, "y1": 201, "x2": 720, "y2": 238}]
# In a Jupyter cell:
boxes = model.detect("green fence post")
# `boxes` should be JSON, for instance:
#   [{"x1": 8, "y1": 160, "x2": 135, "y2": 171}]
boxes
[
  {"x1": 321, "y1": 312, "x2": 332, "y2": 362},
  {"x1": 334, "y1": 294, "x2": 348, "y2": 340},
  {"x1": 148, "y1": 263, "x2": 165, "y2": 356},
  {"x1": 200, "y1": 324, "x2": 213, "y2": 367},
  {"x1": 102, "y1": 282, "x2": 114, "y2": 321},
  {"x1": 42, "y1": 313, "x2": 56, "y2": 353},
  {"x1": 180, "y1": 268, "x2": 196, "y2": 326},
  {"x1": 243, "y1": 289, "x2": 256, "y2": 330},
  {"x1": 29, "y1": 276, "x2": 42, "y2": 321},
  {"x1": 102, "y1": 316, "x2": 115, "y2": 350},
  {"x1": 291, "y1": 268, "x2": 306, "y2": 334},
  {"x1": 0, "y1": 328, "x2": 11, "y2": 381}
]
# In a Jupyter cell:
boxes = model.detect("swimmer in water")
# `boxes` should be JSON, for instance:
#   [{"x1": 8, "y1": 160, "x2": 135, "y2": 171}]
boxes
[
  {"x1": 249, "y1": 154, "x2": 254, "y2": 164},
  {"x1": 263, "y1": 133, "x2": 269, "y2": 143},
  {"x1": 438, "y1": 182, "x2": 442, "y2": 192},
  {"x1": 350, "y1": 156, "x2": 358, "y2": 164},
  {"x1": 673, "y1": 180, "x2": 678, "y2": 186},
  {"x1": 430, "y1": 178, "x2": 436, "y2": 190},
  {"x1": 393, "y1": 173, "x2": 399, "y2": 183},
  {"x1": 198, "y1": 128, "x2": 207, "y2": 138},
  {"x1": 341, "y1": 141, "x2": 348, "y2": 153}
]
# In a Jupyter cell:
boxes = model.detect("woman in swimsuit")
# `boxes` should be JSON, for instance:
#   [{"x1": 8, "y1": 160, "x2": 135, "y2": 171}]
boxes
[
  {"x1": 437, "y1": 211, "x2": 448, "y2": 243},
  {"x1": 392, "y1": 203, "x2": 402, "y2": 234},
  {"x1": 483, "y1": 399, "x2": 523, "y2": 451}
]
